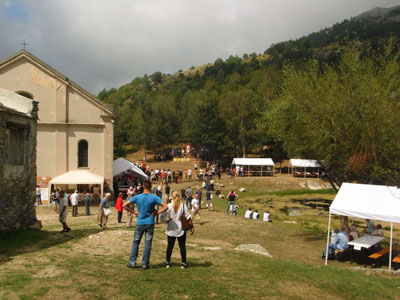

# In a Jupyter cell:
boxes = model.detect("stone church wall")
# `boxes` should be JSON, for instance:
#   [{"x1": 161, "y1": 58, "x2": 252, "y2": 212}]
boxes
[{"x1": 0, "y1": 107, "x2": 38, "y2": 232}]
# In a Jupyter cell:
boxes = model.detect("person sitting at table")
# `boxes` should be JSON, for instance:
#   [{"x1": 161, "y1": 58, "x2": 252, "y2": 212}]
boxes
[
  {"x1": 349, "y1": 224, "x2": 359, "y2": 241},
  {"x1": 322, "y1": 228, "x2": 349, "y2": 259},
  {"x1": 371, "y1": 224, "x2": 384, "y2": 237},
  {"x1": 364, "y1": 219, "x2": 375, "y2": 234}
]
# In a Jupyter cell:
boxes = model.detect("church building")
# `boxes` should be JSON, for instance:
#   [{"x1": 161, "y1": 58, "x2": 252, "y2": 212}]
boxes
[{"x1": 0, "y1": 50, "x2": 114, "y2": 198}]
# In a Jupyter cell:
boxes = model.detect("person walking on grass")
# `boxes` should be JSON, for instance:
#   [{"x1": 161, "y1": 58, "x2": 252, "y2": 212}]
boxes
[
  {"x1": 116, "y1": 192, "x2": 124, "y2": 223},
  {"x1": 185, "y1": 186, "x2": 193, "y2": 209},
  {"x1": 84, "y1": 191, "x2": 91, "y2": 216},
  {"x1": 70, "y1": 190, "x2": 79, "y2": 217},
  {"x1": 99, "y1": 193, "x2": 112, "y2": 229},
  {"x1": 191, "y1": 193, "x2": 204, "y2": 225},
  {"x1": 165, "y1": 191, "x2": 194, "y2": 269},
  {"x1": 124, "y1": 180, "x2": 168, "y2": 269},
  {"x1": 206, "y1": 189, "x2": 213, "y2": 211},
  {"x1": 165, "y1": 182, "x2": 171, "y2": 203},
  {"x1": 58, "y1": 191, "x2": 71, "y2": 233},
  {"x1": 126, "y1": 186, "x2": 136, "y2": 228}
]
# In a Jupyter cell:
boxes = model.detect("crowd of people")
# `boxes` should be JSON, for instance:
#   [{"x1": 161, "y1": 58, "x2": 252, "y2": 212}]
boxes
[
  {"x1": 322, "y1": 218, "x2": 384, "y2": 260},
  {"x1": 113, "y1": 160, "x2": 253, "y2": 194},
  {"x1": 47, "y1": 159, "x2": 278, "y2": 269}
]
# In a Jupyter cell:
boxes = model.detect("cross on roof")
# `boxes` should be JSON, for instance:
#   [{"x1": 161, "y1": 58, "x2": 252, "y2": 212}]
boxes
[{"x1": 20, "y1": 41, "x2": 28, "y2": 50}]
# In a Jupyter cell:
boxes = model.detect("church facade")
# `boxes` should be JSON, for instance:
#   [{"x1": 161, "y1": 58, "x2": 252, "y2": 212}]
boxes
[{"x1": 0, "y1": 50, "x2": 114, "y2": 191}]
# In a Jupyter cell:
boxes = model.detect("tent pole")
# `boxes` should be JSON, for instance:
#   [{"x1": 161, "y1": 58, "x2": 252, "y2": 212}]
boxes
[
  {"x1": 389, "y1": 222, "x2": 393, "y2": 271},
  {"x1": 261, "y1": 165, "x2": 262, "y2": 177},
  {"x1": 325, "y1": 212, "x2": 332, "y2": 265},
  {"x1": 248, "y1": 165, "x2": 250, "y2": 177}
]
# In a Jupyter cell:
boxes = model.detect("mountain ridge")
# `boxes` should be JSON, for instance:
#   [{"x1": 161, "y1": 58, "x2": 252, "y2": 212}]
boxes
[{"x1": 354, "y1": 5, "x2": 400, "y2": 20}]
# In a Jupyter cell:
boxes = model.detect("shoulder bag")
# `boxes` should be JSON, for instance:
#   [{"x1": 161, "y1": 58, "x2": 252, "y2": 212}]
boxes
[
  {"x1": 180, "y1": 204, "x2": 193, "y2": 231},
  {"x1": 103, "y1": 208, "x2": 112, "y2": 216}
]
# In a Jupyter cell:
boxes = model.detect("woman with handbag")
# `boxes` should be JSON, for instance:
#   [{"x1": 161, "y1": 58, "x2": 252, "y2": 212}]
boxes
[{"x1": 165, "y1": 190, "x2": 194, "y2": 269}]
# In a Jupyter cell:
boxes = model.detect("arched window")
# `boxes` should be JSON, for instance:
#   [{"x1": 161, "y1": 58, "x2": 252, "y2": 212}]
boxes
[
  {"x1": 78, "y1": 140, "x2": 88, "y2": 167},
  {"x1": 16, "y1": 91, "x2": 34, "y2": 99}
]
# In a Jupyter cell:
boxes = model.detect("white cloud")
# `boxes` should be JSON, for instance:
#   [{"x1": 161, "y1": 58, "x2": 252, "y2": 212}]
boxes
[{"x1": 0, "y1": 0, "x2": 399, "y2": 93}]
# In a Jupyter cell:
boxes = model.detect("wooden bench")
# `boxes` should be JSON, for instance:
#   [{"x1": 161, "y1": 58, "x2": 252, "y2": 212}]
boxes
[
  {"x1": 393, "y1": 254, "x2": 400, "y2": 263},
  {"x1": 369, "y1": 247, "x2": 390, "y2": 259}
]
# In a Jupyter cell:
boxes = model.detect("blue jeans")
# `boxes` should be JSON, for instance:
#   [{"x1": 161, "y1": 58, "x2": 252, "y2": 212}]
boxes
[
  {"x1": 129, "y1": 224, "x2": 154, "y2": 267},
  {"x1": 186, "y1": 197, "x2": 192, "y2": 209},
  {"x1": 324, "y1": 244, "x2": 340, "y2": 257},
  {"x1": 226, "y1": 201, "x2": 235, "y2": 214}
]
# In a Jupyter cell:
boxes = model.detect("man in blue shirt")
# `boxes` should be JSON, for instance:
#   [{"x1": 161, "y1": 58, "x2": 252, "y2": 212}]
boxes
[
  {"x1": 123, "y1": 180, "x2": 167, "y2": 269},
  {"x1": 323, "y1": 228, "x2": 349, "y2": 259}
]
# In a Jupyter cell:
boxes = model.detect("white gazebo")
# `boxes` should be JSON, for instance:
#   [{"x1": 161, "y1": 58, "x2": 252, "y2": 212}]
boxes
[
  {"x1": 231, "y1": 158, "x2": 275, "y2": 177},
  {"x1": 49, "y1": 170, "x2": 104, "y2": 199},
  {"x1": 289, "y1": 159, "x2": 322, "y2": 178},
  {"x1": 326, "y1": 183, "x2": 400, "y2": 270},
  {"x1": 113, "y1": 157, "x2": 148, "y2": 181}
]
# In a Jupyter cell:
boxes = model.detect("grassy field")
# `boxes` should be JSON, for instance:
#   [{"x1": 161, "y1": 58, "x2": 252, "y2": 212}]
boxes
[{"x1": 1, "y1": 175, "x2": 400, "y2": 300}]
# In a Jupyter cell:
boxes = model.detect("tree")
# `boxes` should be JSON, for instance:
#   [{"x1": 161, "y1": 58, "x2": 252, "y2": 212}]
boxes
[
  {"x1": 219, "y1": 74, "x2": 262, "y2": 157},
  {"x1": 266, "y1": 43, "x2": 400, "y2": 188},
  {"x1": 185, "y1": 89, "x2": 227, "y2": 159}
]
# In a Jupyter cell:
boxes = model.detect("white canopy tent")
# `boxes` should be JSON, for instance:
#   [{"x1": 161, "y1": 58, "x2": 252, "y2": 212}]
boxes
[
  {"x1": 231, "y1": 158, "x2": 275, "y2": 177},
  {"x1": 49, "y1": 170, "x2": 104, "y2": 199},
  {"x1": 326, "y1": 183, "x2": 400, "y2": 270},
  {"x1": 113, "y1": 157, "x2": 148, "y2": 181},
  {"x1": 289, "y1": 159, "x2": 322, "y2": 177}
]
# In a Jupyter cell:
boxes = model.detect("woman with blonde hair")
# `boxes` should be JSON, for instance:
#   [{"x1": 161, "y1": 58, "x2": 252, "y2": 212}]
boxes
[{"x1": 165, "y1": 190, "x2": 194, "y2": 269}]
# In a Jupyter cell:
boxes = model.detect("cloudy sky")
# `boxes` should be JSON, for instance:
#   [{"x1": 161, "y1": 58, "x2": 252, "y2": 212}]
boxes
[{"x1": 1, "y1": 0, "x2": 399, "y2": 94}]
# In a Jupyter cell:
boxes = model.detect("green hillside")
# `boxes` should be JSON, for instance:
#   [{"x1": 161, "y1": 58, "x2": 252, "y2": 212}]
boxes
[{"x1": 99, "y1": 6, "x2": 400, "y2": 186}]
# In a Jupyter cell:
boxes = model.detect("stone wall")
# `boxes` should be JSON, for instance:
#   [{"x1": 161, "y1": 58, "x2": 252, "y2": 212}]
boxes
[{"x1": 0, "y1": 108, "x2": 38, "y2": 232}]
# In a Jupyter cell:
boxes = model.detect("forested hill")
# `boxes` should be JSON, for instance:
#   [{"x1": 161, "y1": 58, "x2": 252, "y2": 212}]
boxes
[
  {"x1": 99, "y1": 5, "x2": 400, "y2": 164},
  {"x1": 265, "y1": 5, "x2": 400, "y2": 65}
]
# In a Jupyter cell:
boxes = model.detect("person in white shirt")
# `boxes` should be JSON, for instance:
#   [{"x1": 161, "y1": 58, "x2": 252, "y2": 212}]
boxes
[
  {"x1": 263, "y1": 212, "x2": 271, "y2": 222},
  {"x1": 191, "y1": 194, "x2": 204, "y2": 225},
  {"x1": 245, "y1": 208, "x2": 253, "y2": 219},
  {"x1": 187, "y1": 168, "x2": 192, "y2": 182},
  {"x1": 252, "y1": 210, "x2": 259, "y2": 220},
  {"x1": 165, "y1": 191, "x2": 194, "y2": 269},
  {"x1": 70, "y1": 190, "x2": 79, "y2": 217},
  {"x1": 58, "y1": 191, "x2": 71, "y2": 233}
]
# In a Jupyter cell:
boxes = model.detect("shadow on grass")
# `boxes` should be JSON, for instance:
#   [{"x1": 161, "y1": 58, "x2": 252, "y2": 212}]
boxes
[
  {"x1": 298, "y1": 232, "x2": 325, "y2": 242},
  {"x1": 149, "y1": 261, "x2": 213, "y2": 269},
  {"x1": 0, "y1": 227, "x2": 103, "y2": 265}
]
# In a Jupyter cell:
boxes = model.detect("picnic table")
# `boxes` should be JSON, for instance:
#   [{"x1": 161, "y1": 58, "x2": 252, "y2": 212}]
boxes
[
  {"x1": 348, "y1": 235, "x2": 384, "y2": 250},
  {"x1": 348, "y1": 235, "x2": 384, "y2": 265}
]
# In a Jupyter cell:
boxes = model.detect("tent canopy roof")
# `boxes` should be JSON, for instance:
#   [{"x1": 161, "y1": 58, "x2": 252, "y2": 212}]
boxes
[
  {"x1": 231, "y1": 158, "x2": 274, "y2": 166},
  {"x1": 330, "y1": 183, "x2": 400, "y2": 223},
  {"x1": 290, "y1": 159, "x2": 321, "y2": 168},
  {"x1": 113, "y1": 157, "x2": 148, "y2": 180},
  {"x1": 49, "y1": 170, "x2": 104, "y2": 185}
]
